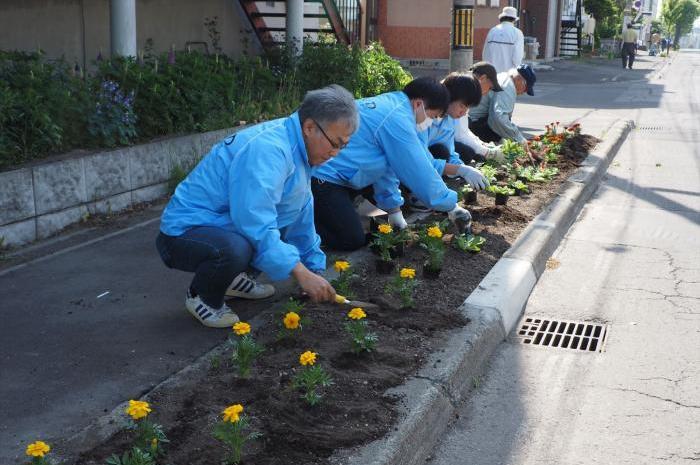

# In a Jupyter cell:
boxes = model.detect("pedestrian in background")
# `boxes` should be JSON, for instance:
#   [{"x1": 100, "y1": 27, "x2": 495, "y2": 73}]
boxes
[
  {"x1": 622, "y1": 24, "x2": 638, "y2": 69},
  {"x1": 482, "y1": 6, "x2": 524, "y2": 73}
]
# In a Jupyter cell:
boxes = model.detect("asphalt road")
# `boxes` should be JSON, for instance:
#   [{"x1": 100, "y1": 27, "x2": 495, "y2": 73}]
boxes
[{"x1": 429, "y1": 50, "x2": 700, "y2": 465}]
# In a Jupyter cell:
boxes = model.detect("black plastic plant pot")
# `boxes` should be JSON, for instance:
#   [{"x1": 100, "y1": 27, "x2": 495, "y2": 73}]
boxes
[
  {"x1": 375, "y1": 259, "x2": 395, "y2": 274},
  {"x1": 495, "y1": 193, "x2": 509, "y2": 206},
  {"x1": 515, "y1": 187, "x2": 527, "y2": 196},
  {"x1": 422, "y1": 262, "x2": 442, "y2": 279},
  {"x1": 495, "y1": 172, "x2": 507, "y2": 181},
  {"x1": 465, "y1": 190, "x2": 478, "y2": 205},
  {"x1": 389, "y1": 242, "x2": 404, "y2": 258}
]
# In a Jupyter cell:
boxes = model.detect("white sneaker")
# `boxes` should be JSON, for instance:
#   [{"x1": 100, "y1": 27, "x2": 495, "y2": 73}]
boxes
[
  {"x1": 226, "y1": 272, "x2": 275, "y2": 300},
  {"x1": 185, "y1": 292, "x2": 239, "y2": 328}
]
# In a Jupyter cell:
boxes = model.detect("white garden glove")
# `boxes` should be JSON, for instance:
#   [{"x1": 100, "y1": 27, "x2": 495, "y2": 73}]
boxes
[
  {"x1": 448, "y1": 205, "x2": 473, "y2": 234},
  {"x1": 388, "y1": 210, "x2": 408, "y2": 230},
  {"x1": 486, "y1": 145, "x2": 506, "y2": 163},
  {"x1": 456, "y1": 165, "x2": 489, "y2": 190}
]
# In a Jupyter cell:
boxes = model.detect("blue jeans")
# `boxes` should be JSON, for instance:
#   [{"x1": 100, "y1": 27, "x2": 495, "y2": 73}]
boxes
[{"x1": 156, "y1": 227, "x2": 253, "y2": 308}]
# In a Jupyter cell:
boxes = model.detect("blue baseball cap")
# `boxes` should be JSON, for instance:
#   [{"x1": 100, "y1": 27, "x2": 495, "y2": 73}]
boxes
[{"x1": 516, "y1": 64, "x2": 536, "y2": 96}]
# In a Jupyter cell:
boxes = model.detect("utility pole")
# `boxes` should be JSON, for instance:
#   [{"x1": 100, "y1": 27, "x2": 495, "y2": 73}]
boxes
[
  {"x1": 110, "y1": 0, "x2": 137, "y2": 57},
  {"x1": 287, "y1": 0, "x2": 304, "y2": 57},
  {"x1": 450, "y1": 0, "x2": 475, "y2": 71}
]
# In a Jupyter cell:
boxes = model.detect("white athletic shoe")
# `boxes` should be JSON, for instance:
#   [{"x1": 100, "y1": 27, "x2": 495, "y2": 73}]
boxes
[
  {"x1": 225, "y1": 272, "x2": 275, "y2": 300},
  {"x1": 185, "y1": 291, "x2": 239, "y2": 328}
]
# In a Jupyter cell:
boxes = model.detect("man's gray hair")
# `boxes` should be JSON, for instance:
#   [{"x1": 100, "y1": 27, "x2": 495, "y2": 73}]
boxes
[{"x1": 298, "y1": 84, "x2": 359, "y2": 133}]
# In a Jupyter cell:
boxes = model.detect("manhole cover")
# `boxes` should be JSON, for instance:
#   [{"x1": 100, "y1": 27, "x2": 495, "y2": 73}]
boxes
[{"x1": 513, "y1": 317, "x2": 608, "y2": 353}]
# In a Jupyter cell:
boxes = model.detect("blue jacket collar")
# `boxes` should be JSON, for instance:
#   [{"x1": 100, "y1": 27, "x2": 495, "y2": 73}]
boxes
[{"x1": 289, "y1": 112, "x2": 310, "y2": 167}]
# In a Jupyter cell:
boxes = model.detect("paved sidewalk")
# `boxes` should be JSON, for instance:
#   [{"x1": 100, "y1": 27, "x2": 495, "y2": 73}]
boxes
[{"x1": 0, "y1": 54, "x2": 675, "y2": 463}]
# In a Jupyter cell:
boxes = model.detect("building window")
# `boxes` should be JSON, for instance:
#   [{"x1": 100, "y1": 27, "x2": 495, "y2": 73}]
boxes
[{"x1": 490, "y1": 0, "x2": 500, "y2": 7}]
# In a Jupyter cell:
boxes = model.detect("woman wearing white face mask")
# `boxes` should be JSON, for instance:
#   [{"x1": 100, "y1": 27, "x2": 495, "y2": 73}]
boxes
[
  {"x1": 417, "y1": 73, "x2": 490, "y2": 190},
  {"x1": 311, "y1": 76, "x2": 472, "y2": 251}
]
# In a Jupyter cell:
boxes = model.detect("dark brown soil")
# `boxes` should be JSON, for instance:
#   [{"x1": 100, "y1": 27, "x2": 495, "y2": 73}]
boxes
[{"x1": 73, "y1": 135, "x2": 596, "y2": 465}]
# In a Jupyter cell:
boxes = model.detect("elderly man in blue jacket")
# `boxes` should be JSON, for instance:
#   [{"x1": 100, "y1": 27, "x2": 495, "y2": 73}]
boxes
[
  {"x1": 312, "y1": 76, "x2": 476, "y2": 251},
  {"x1": 156, "y1": 85, "x2": 359, "y2": 328}
]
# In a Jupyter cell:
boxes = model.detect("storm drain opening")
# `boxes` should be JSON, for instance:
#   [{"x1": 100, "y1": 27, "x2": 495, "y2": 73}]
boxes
[
  {"x1": 636, "y1": 125, "x2": 664, "y2": 132},
  {"x1": 513, "y1": 317, "x2": 608, "y2": 353}
]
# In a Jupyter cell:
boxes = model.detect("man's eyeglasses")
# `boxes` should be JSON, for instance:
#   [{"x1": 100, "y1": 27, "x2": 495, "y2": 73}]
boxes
[{"x1": 312, "y1": 119, "x2": 348, "y2": 150}]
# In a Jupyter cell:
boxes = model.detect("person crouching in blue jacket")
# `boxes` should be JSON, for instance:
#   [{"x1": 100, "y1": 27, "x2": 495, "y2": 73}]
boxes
[
  {"x1": 156, "y1": 85, "x2": 359, "y2": 328},
  {"x1": 422, "y1": 73, "x2": 487, "y2": 168},
  {"x1": 312, "y1": 76, "x2": 477, "y2": 251},
  {"x1": 411, "y1": 73, "x2": 489, "y2": 210}
]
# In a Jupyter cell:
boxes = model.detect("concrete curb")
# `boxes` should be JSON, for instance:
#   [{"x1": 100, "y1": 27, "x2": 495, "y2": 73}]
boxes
[{"x1": 332, "y1": 118, "x2": 635, "y2": 465}]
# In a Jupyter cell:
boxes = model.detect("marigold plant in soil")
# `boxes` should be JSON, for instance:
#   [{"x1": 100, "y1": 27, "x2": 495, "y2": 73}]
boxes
[{"x1": 72, "y1": 133, "x2": 598, "y2": 465}]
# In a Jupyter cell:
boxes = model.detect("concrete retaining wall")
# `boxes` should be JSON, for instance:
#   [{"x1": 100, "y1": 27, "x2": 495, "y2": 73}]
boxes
[{"x1": 0, "y1": 127, "x2": 237, "y2": 247}]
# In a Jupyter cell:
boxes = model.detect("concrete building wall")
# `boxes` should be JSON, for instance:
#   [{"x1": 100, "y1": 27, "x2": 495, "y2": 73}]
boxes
[
  {"x1": 522, "y1": 0, "x2": 552, "y2": 58},
  {"x1": 0, "y1": 0, "x2": 253, "y2": 68},
  {"x1": 376, "y1": 0, "x2": 509, "y2": 61},
  {"x1": 378, "y1": 0, "x2": 452, "y2": 59}
]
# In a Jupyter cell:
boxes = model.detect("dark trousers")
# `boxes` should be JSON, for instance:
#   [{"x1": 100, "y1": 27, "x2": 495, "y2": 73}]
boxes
[
  {"x1": 469, "y1": 117, "x2": 502, "y2": 144},
  {"x1": 429, "y1": 143, "x2": 484, "y2": 165},
  {"x1": 312, "y1": 178, "x2": 371, "y2": 251},
  {"x1": 156, "y1": 227, "x2": 253, "y2": 308},
  {"x1": 622, "y1": 42, "x2": 636, "y2": 68}
]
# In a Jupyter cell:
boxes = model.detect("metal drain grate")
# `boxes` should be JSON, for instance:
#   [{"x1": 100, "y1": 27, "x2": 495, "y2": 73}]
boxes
[
  {"x1": 636, "y1": 125, "x2": 664, "y2": 131},
  {"x1": 514, "y1": 317, "x2": 608, "y2": 353}
]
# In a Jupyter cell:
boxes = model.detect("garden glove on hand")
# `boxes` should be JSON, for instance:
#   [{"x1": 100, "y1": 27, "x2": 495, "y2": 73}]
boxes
[
  {"x1": 448, "y1": 205, "x2": 473, "y2": 235},
  {"x1": 388, "y1": 210, "x2": 408, "y2": 230},
  {"x1": 456, "y1": 165, "x2": 489, "y2": 190}
]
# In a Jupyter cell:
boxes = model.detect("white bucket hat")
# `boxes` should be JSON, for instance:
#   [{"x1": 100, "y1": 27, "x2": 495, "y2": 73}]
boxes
[{"x1": 498, "y1": 6, "x2": 519, "y2": 21}]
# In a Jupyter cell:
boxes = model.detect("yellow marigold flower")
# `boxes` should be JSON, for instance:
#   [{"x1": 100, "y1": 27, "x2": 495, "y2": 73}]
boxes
[
  {"x1": 222, "y1": 404, "x2": 244, "y2": 423},
  {"x1": 125, "y1": 399, "x2": 151, "y2": 420},
  {"x1": 400, "y1": 268, "x2": 416, "y2": 279},
  {"x1": 283, "y1": 311, "x2": 300, "y2": 329},
  {"x1": 348, "y1": 307, "x2": 366, "y2": 320},
  {"x1": 25, "y1": 441, "x2": 50, "y2": 458},
  {"x1": 334, "y1": 260, "x2": 350, "y2": 273},
  {"x1": 427, "y1": 225, "x2": 443, "y2": 239},
  {"x1": 378, "y1": 223, "x2": 393, "y2": 234},
  {"x1": 299, "y1": 350, "x2": 317, "y2": 366},
  {"x1": 233, "y1": 322, "x2": 251, "y2": 336}
]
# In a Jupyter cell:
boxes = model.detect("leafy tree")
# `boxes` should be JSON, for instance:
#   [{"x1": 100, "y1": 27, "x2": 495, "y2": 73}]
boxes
[
  {"x1": 661, "y1": 0, "x2": 700, "y2": 44},
  {"x1": 650, "y1": 19, "x2": 664, "y2": 35}
]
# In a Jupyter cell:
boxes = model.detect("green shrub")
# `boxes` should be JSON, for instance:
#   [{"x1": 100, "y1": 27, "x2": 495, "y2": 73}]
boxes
[
  {"x1": 355, "y1": 42, "x2": 412, "y2": 98},
  {"x1": 0, "y1": 43, "x2": 410, "y2": 170},
  {"x1": 0, "y1": 51, "x2": 90, "y2": 169}
]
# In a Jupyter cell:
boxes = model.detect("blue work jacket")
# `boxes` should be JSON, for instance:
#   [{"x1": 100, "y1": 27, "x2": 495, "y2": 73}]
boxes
[
  {"x1": 160, "y1": 113, "x2": 325, "y2": 281},
  {"x1": 312, "y1": 91, "x2": 457, "y2": 212},
  {"x1": 419, "y1": 115, "x2": 463, "y2": 171}
]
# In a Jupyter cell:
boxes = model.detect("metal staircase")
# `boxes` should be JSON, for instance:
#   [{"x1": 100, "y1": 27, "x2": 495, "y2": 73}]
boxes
[
  {"x1": 238, "y1": 0, "x2": 361, "y2": 51},
  {"x1": 559, "y1": 0, "x2": 582, "y2": 56}
]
